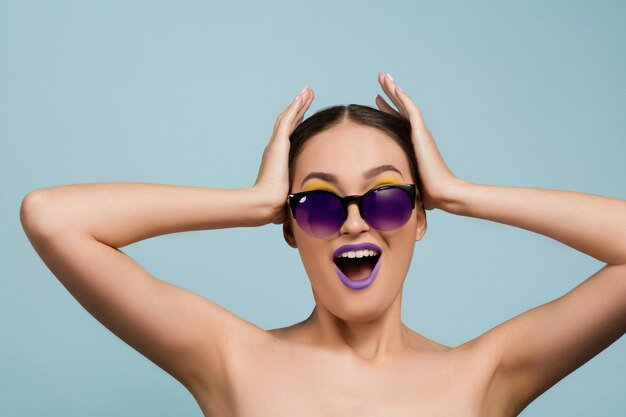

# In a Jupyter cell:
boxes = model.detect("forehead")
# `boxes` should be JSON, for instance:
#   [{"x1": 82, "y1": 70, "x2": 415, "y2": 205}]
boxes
[{"x1": 292, "y1": 121, "x2": 412, "y2": 191}]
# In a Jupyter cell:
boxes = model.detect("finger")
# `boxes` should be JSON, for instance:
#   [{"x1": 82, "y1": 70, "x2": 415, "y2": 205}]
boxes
[
  {"x1": 293, "y1": 88, "x2": 315, "y2": 127},
  {"x1": 292, "y1": 89, "x2": 312, "y2": 129},
  {"x1": 393, "y1": 85, "x2": 427, "y2": 132},
  {"x1": 273, "y1": 87, "x2": 309, "y2": 136},
  {"x1": 382, "y1": 75, "x2": 409, "y2": 119},
  {"x1": 378, "y1": 72, "x2": 409, "y2": 119},
  {"x1": 375, "y1": 94, "x2": 402, "y2": 118},
  {"x1": 378, "y1": 72, "x2": 404, "y2": 115},
  {"x1": 282, "y1": 87, "x2": 307, "y2": 122}
]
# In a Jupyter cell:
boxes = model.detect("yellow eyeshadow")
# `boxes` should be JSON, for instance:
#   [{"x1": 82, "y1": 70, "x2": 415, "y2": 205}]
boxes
[
  {"x1": 372, "y1": 176, "x2": 403, "y2": 187},
  {"x1": 302, "y1": 182, "x2": 338, "y2": 193},
  {"x1": 302, "y1": 177, "x2": 403, "y2": 194}
]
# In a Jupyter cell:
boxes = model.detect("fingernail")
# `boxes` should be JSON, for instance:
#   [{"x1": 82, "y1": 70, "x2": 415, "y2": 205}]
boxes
[
  {"x1": 293, "y1": 86, "x2": 307, "y2": 101},
  {"x1": 396, "y1": 85, "x2": 404, "y2": 93},
  {"x1": 385, "y1": 72, "x2": 395, "y2": 82}
]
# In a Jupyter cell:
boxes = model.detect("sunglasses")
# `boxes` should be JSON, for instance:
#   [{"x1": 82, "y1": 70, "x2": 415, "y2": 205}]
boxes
[{"x1": 288, "y1": 183, "x2": 418, "y2": 238}]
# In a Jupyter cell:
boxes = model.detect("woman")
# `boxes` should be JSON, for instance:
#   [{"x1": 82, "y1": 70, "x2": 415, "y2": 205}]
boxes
[{"x1": 20, "y1": 72, "x2": 626, "y2": 416}]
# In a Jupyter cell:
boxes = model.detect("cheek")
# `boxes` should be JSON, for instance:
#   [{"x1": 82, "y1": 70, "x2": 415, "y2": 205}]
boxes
[
  {"x1": 296, "y1": 236, "x2": 330, "y2": 278},
  {"x1": 383, "y1": 220, "x2": 418, "y2": 279}
]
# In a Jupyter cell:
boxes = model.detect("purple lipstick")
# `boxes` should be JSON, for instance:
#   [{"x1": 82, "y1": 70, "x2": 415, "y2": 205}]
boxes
[{"x1": 332, "y1": 242, "x2": 382, "y2": 290}]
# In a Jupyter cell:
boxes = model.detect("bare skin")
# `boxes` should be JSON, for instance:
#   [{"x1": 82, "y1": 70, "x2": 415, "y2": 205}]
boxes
[{"x1": 20, "y1": 74, "x2": 626, "y2": 417}]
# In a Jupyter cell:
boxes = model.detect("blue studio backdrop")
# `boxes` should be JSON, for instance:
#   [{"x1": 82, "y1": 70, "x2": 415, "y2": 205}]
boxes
[{"x1": 1, "y1": 1, "x2": 625, "y2": 416}]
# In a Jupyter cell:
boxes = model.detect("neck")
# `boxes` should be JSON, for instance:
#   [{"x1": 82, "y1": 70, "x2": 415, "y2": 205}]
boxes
[{"x1": 302, "y1": 289, "x2": 412, "y2": 361}]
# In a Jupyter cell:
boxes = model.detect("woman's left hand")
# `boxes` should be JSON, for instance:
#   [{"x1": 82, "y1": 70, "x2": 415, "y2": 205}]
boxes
[{"x1": 375, "y1": 72, "x2": 467, "y2": 211}]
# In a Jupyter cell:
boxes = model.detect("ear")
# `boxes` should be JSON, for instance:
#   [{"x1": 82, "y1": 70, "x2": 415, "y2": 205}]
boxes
[
  {"x1": 283, "y1": 218, "x2": 298, "y2": 248},
  {"x1": 415, "y1": 207, "x2": 427, "y2": 242}
]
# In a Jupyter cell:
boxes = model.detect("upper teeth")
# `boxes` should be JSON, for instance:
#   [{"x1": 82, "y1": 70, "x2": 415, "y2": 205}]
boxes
[{"x1": 337, "y1": 249, "x2": 380, "y2": 259}]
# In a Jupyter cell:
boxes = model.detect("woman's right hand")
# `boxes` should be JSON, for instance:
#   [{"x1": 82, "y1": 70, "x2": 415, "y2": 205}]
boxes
[{"x1": 252, "y1": 86, "x2": 315, "y2": 224}]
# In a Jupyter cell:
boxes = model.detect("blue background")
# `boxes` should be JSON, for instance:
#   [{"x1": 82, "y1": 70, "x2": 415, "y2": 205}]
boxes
[{"x1": 1, "y1": 1, "x2": 625, "y2": 416}]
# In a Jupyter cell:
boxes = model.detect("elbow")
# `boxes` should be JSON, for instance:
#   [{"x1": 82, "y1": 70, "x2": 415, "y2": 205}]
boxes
[{"x1": 20, "y1": 189, "x2": 65, "y2": 241}]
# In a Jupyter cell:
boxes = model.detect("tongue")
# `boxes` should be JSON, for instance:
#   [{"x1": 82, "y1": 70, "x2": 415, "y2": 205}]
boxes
[{"x1": 336, "y1": 257, "x2": 376, "y2": 280}]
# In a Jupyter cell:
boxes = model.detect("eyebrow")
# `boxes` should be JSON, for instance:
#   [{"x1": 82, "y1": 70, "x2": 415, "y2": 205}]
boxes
[{"x1": 300, "y1": 165, "x2": 403, "y2": 188}]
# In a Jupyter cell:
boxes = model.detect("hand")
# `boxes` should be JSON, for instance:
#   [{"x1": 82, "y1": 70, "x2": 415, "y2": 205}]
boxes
[
  {"x1": 375, "y1": 72, "x2": 466, "y2": 211},
  {"x1": 252, "y1": 86, "x2": 315, "y2": 224}
]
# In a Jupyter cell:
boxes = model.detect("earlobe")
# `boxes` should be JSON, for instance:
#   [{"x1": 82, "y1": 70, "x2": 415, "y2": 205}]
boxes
[{"x1": 283, "y1": 220, "x2": 298, "y2": 248}]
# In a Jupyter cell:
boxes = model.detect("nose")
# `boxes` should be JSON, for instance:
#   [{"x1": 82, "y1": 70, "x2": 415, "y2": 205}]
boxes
[{"x1": 339, "y1": 202, "x2": 370, "y2": 235}]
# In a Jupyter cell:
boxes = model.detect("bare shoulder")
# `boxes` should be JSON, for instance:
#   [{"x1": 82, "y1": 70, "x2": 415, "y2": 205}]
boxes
[
  {"x1": 451, "y1": 331, "x2": 513, "y2": 417},
  {"x1": 412, "y1": 330, "x2": 516, "y2": 417},
  {"x1": 186, "y1": 304, "x2": 275, "y2": 396},
  {"x1": 175, "y1": 308, "x2": 278, "y2": 417},
  {"x1": 459, "y1": 264, "x2": 626, "y2": 417}
]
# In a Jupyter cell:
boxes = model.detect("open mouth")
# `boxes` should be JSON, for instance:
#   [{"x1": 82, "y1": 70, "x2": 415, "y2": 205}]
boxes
[{"x1": 333, "y1": 249, "x2": 381, "y2": 281}]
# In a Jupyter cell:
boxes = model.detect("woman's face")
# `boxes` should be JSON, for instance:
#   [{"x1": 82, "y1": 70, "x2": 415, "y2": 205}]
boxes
[{"x1": 287, "y1": 120, "x2": 427, "y2": 322}]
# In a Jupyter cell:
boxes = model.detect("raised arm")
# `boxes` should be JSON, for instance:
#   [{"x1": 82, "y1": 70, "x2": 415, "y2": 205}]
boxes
[
  {"x1": 19, "y1": 86, "x2": 315, "y2": 393},
  {"x1": 376, "y1": 72, "x2": 626, "y2": 416},
  {"x1": 445, "y1": 182, "x2": 626, "y2": 414},
  {"x1": 20, "y1": 184, "x2": 272, "y2": 389}
]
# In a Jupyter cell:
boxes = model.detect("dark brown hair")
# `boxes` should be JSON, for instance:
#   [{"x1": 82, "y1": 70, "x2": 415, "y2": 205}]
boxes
[{"x1": 288, "y1": 104, "x2": 422, "y2": 198}]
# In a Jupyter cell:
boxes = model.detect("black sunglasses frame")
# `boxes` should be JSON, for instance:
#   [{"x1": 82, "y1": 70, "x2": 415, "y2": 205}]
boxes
[{"x1": 287, "y1": 183, "x2": 419, "y2": 221}]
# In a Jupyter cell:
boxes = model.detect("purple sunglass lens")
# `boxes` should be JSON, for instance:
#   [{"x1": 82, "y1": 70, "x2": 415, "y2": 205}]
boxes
[
  {"x1": 362, "y1": 187, "x2": 413, "y2": 231},
  {"x1": 295, "y1": 192, "x2": 345, "y2": 237}
]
